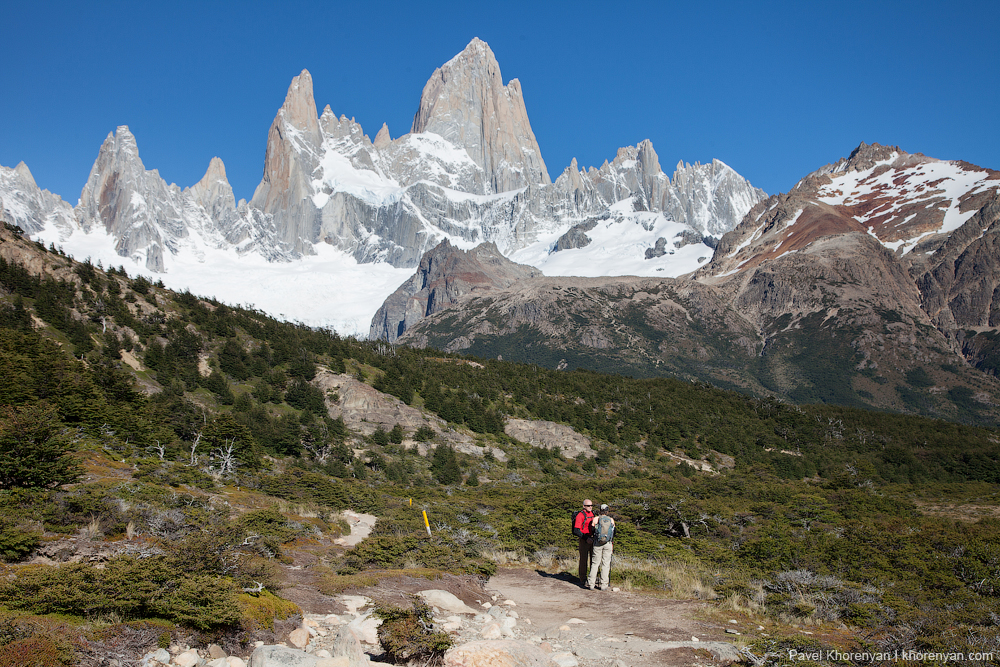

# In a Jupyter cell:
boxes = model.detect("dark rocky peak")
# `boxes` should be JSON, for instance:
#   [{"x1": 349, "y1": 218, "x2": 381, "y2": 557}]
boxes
[
  {"x1": 369, "y1": 239, "x2": 541, "y2": 342},
  {"x1": 842, "y1": 141, "x2": 905, "y2": 172}
]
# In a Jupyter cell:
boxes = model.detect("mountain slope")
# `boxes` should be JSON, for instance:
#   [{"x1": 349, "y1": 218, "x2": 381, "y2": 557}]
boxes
[{"x1": 383, "y1": 143, "x2": 1000, "y2": 425}]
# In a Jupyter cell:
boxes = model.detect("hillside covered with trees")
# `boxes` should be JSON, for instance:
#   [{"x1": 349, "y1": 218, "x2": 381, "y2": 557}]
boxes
[{"x1": 0, "y1": 221, "x2": 998, "y2": 665}]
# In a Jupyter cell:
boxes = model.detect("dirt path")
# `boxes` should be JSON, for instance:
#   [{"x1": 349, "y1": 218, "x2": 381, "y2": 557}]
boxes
[
  {"x1": 336, "y1": 511, "x2": 377, "y2": 547},
  {"x1": 485, "y1": 569, "x2": 742, "y2": 666},
  {"x1": 278, "y1": 510, "x2": 378, "y2": 614}
]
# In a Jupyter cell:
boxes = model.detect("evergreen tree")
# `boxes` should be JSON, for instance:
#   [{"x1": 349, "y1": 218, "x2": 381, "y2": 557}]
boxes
[
  {"x1": 430, "y1": 444, "x2": 461, "y2": 485},
  {"x1": 0, "y1": 403, "x2": 79, "y2": 489}
]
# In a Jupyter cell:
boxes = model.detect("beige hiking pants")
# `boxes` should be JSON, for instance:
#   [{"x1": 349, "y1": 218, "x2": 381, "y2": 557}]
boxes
[{"x1": 587, "y1": 542, "x2": 613, "y2": 589}]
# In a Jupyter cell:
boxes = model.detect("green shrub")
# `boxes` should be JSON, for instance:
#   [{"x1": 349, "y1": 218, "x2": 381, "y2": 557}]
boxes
[
  {"x1": 338, "y1": 534, "x2": 495, "y2": 578},
  {"x1": 374, "y1": 598, "x2": 452, "y2": 664},
  {"x1": 0, "y1": 520, "x2": 40, "y2": 562},
  {"x1": 237, "y1": 590, "x2": 300, "y2": 632},
  {"x1": 0, "y1": 557, "x2": 242, "y2": 630}
]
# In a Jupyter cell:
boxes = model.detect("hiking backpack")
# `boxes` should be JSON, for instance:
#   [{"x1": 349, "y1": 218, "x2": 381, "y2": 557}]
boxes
[{"x1": 593, "y1": 515, "x2": 614, "y2": 547}]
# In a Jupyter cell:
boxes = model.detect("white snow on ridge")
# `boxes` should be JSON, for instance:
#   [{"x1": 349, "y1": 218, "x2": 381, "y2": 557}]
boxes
[
  {"x1": 312, "y1": 146, "x2": 403, "y2": 208},
  {"x1": 512, "y1": 205, "x2": 713, "y2": 278}
]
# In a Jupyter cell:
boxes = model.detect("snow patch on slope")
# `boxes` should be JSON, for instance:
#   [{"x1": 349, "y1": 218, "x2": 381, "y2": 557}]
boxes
[
  {"x1": 817, "y1": 159, "x2": 996, "y2": 254},
  {"x1": 512, "y1": 200, "x2": 712, "y2": 278},
  {"x1": 31, "y1": 224, "x2": 411, "y2": 337}
]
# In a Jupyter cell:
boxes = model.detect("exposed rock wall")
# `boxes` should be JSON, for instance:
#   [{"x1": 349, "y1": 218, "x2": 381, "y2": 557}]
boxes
[{"x1": 369, "y1": 240, "x2": 540, "y2": 342}]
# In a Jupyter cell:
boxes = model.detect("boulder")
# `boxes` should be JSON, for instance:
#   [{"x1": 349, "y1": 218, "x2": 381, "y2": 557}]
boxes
[
  {"x1": 288, "y1": 627, "x2": 310, "y2": 649},
  {"x1": 444, "y1": 639, "x2": 552, "y2": 667},
  {"x1": 174, "y1": 649, "x2": 202, "y2": 667},
  {"x1": 550, "y1": 653, "x2": 578, "y2": 667},
  {"x1": 417, "y1": 589, "x2": 478, "y2": 615},
  {"x1": 347, "y1": 611, "x2": 381, "y2": 644},
  {"x1": 331, "y1": 625, "x2": 369, "y2": 667},
  {"x1": 248, "y1": 646, "x2": 318, "y2": 667}
]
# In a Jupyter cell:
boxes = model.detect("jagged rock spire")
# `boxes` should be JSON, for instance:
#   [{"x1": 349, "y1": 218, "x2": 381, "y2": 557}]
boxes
[
  {"x1": 411, "y1": 37, "x2": 550, "y2": 193},
  {"x1": 250, "y1": 69, "x2": 324, "y2": 254}
]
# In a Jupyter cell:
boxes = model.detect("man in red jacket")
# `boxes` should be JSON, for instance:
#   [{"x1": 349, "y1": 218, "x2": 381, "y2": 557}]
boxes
[{"x1": 573, "y1": 499, "x2": 595, "y2": 586}]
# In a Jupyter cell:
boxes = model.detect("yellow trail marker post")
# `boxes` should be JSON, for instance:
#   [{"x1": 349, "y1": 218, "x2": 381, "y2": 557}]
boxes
[{"x1": 422, "y1": 510, "x2": 431, "y2": 537}]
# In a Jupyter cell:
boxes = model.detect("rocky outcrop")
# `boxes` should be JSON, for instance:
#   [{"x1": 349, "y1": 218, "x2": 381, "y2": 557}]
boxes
[
  {"x1": 249, "y1": 70, "x2": 325, "y2": 257},
  {"x1": 644, "y1": 237, "x2": 668, "y2": 258},
  {"x1": 503, "y1": 419, "x2": 594, "y2": 458},
  {"x1": 369, "y1": 240, "x2": 541, "y2": 342},
  {"x1": 553, "y1": 218, "x2": 600, "y2": 252},
  {"x1": 411, "y1": 38, "x2": 550, "y2": 194},
  {"x1": 312, "y1": 369, "x2": 500, "y2": 458}
]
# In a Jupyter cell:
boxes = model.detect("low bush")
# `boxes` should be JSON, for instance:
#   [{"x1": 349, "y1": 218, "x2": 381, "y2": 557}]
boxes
[
  {"x1": 374, "y1": 598, "x2": 452, "y2": 664},
  {"x1": 0, "y1": 519, "x2": 40, "y2": 562},
  {"x1": 237, "y1": 590, "x2": 300, "y2": 632},
  {"x1": 337, "y1": 534, "x2": 496, "y2": 578},
  {"x1": 0, "y1": 557, "x2": 242, "y2": 630}
]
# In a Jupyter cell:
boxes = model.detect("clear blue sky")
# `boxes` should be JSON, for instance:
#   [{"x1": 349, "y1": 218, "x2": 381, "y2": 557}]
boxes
[{"x1": 3, "y1": 0, "x2": 998, "y2": 204}]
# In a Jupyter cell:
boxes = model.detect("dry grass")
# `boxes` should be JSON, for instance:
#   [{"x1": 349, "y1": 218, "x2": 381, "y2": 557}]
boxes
[
  {"x1": 318, "y1": 568, "x2": 443, "y2": 596},
  {"x1": 481, "y1": 548, "x2": 529, "y2": 566},
  {"x1": 719, "y1": 581, "x2": 766, "y2": 616},
  {"x1": 83, "y1": 517, "x2": 102, "y2": 540},
  {"x1": 611, "y1": 555, "x2": 718, "y2": 600}
]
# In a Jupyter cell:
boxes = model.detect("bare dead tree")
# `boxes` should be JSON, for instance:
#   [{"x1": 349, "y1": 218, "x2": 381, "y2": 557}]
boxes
[
  {"x1": 146, "y1": 441, "x2": 165, "y2": 461},
  {"x1": 189, "y1": 432, "x2": 202, "y2": 466},
  {"x1": 212, "y1": 438, "x2": 238, "y2": 477}
]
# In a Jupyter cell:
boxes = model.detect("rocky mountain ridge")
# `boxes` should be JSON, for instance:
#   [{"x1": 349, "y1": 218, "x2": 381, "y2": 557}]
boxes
[
  {"x1": 0, "y1": 38, "x2": 763, "y2": 289},
  {"x1": 378, "y1": 143, "x2": 1000, "y2": 424}
]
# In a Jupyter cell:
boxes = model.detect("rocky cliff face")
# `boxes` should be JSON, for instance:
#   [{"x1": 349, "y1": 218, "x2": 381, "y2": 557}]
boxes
[
  {"x1": 0, "y1": 162, "x2": 76, "y2": 235},
  {"x1": 75, "y1": 126, "x2": 242, "y2": 271},
  {"x1": 410, "y1": 37, "x2": 551, "y2": 194},
  {"x1": 369, "y1": 240, "x2": 541, "y2": 343}
]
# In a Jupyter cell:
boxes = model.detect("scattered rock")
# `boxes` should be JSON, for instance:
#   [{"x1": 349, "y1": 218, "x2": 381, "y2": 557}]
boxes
[
  {"x1": 480, "y1": 622, "x2": 502, "y2": 639},
  {"x1": 143, "y1": 649, "x2": 171, "y2": 665},
  {"x1": 565, "y1": 618, "x2": 586, "y2": 625},
  {"x1": 208, "y1": 645, "x2": 227, "y2": 659},
  {"x1": 174, "y1": 650, "x2": 202, "y2": 667},
  {"x1": 248, "y1": 645, "x2": 319, "y2": 666}
]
